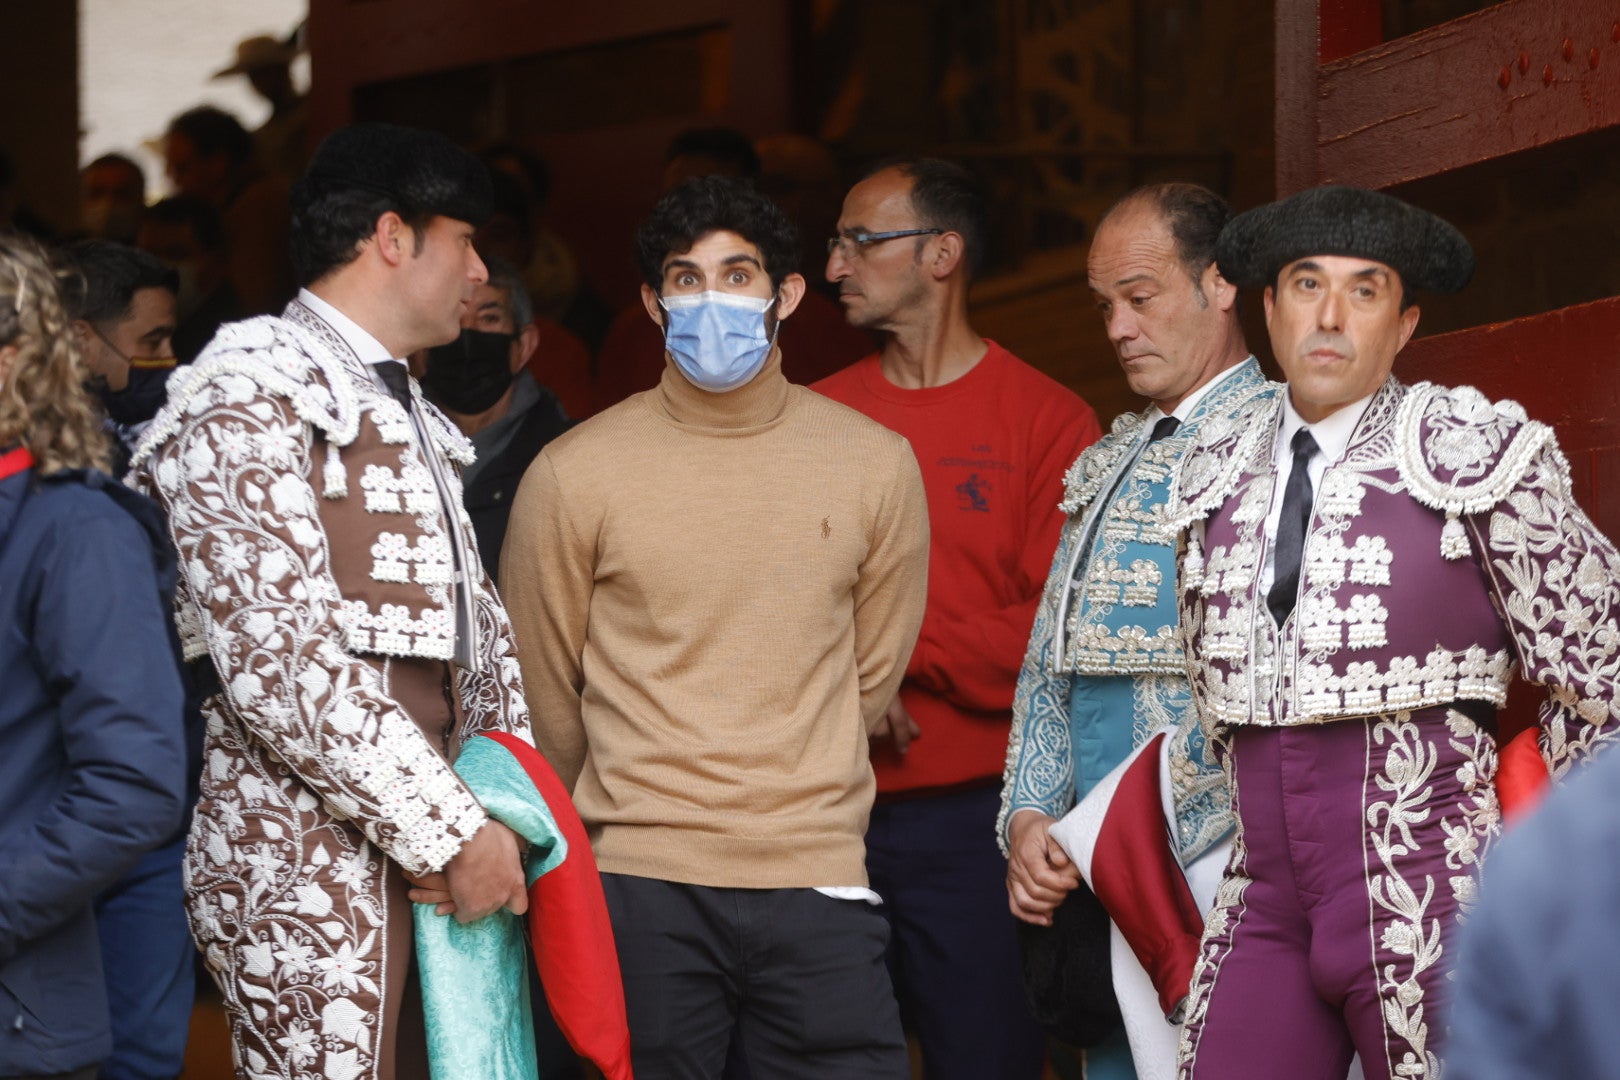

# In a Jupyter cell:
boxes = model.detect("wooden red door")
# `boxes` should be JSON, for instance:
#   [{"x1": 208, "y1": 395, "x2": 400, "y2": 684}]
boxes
[{"x1": 1277, "y1": 0, "x2": 1620, "y2": 735}]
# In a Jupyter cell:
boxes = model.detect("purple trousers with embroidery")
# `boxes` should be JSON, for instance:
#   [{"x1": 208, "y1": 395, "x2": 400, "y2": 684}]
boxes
[{"x1": 1176, "y1": 707, "x2": 1500, "y2": 1080}]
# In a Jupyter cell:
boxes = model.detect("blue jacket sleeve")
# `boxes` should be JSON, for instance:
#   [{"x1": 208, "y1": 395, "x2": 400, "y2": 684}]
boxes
[
  {"x1": 997, "y1": 521, "x2": 1079, "y2": 850},
  {"x1": 0, "y1": 503, "x2": 186, "y2": 963}
]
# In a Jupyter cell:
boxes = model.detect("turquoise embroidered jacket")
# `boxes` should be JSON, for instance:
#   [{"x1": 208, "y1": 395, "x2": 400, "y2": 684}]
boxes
[{"x1": 999, "y1": 359, "x2": 1272, "y2": 862}]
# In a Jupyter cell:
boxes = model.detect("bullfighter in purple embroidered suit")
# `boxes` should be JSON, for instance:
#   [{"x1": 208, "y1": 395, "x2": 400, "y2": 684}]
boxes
[{"x1": 1166, "y1": 185, "x2": 1620, "y2": 1080}]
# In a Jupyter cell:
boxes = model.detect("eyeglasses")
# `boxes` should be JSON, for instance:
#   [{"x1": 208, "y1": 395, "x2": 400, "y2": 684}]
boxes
[{"x1": 826, "y1": 228, "x2": 944, "y2": 259}]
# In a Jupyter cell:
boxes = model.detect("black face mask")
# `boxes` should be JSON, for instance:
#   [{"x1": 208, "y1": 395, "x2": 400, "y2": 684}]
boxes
[
  {"x1": 97, "y1": 365, "x2": 174, "y2": 427},
  {"x1": 421, "y1": 328, "x2": 517, "y2": 415}
]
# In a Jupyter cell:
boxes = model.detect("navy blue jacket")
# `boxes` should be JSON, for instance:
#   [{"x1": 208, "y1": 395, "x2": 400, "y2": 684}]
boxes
[
  {"x1": 0, "y1": 463, "x2": 186, "y2": 1074},
  {"x1": 1448, "y1": 746, "x2": 1620, "y2": 1080}
]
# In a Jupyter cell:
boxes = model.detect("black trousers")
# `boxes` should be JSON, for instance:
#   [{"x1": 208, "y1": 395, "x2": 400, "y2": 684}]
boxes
[{"x1": 602, "y1": 874, "x2": 908, "y2": 1080}]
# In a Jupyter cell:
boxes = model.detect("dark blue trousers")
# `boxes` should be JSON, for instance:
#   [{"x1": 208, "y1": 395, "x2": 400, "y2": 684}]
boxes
[
  {"x1": 866, "y1": 784, "x2": 1047, "y2": 1080},
  {"x1": 92, "y1": 837, "x2": 193, "y2": 1080}
]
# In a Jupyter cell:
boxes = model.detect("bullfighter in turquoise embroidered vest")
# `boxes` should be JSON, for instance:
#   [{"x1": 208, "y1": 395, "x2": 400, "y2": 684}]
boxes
[
  {"x1": 1168, "y1": 186, "x2": 1620, "y2": 1080},
  {"x1": 1000, "y1": 184, "x2": 1269, "y2": 1080},
  {"x1": 130, "y1": 125, "x2": 534, "y2": 1080}
]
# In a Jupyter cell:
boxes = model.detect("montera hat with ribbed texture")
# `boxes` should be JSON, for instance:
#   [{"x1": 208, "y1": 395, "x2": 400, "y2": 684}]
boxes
[
  {"x1": 1216, "y1": 185, "x2": 1473, "y2": 295},
  {"x1": 297, "y1": 123, "x2": 493, "y2": 227}
]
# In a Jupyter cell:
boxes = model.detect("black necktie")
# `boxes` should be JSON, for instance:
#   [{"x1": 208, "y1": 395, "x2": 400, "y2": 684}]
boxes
[
  {"x1": 1267, "y1": 427, "x2": 1320, "y2": 627},
  {"x1": 1149, "y1": 416, "x2": 1181, "y2": 442},
  {"x1": 372, "y1": 361, "x2": 413, "y2": 410}
]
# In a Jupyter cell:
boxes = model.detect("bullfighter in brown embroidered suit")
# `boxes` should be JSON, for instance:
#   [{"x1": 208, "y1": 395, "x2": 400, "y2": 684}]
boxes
[
  {"x1": 129, "y1": 124, "x2": 533, "y2": 1080},
  {"x1": 1167, "y1": 186, "x2": 1620, "y2": 1080}
]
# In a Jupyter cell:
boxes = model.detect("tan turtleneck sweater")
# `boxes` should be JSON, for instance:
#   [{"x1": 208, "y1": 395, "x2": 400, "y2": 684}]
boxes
[{"x1": 501, "y1": 353, "x2": 929, "y2": 888}]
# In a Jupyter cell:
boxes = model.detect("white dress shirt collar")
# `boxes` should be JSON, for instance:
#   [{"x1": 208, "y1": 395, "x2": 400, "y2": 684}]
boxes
[
  {"x1": 1276, "y1": 387, "x2": 1375, "y2": 469},
  {"x1": 298, "y1": 288, "x2": 401, "y2": 367},
  {"x1": 1142, "y1": 356, "x2": 1255, "y2": 429}
]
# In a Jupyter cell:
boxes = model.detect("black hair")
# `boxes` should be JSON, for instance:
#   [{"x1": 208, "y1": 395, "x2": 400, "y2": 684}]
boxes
[
  {"x1": 289, "y1": 189, "x2": 410, "y2": 287},
  {"x1": 166, "y1": 106, "x2": 255, "y2": 167},
  {"x1": 635, "y1": 176, "x2": 799, "y2": 293},
  {"x1": 481, "y1": 254, "x2": 533, "y2": 331},
  {"x1": 143, "y1": 195, "x2": 227, "y2": 253},
  {"x1": 486, "y1": 168, "x2": 533, "y2": 232},
  {"x1": 290, "y1": 123, "x2": 494, "y2": 287},
  {"x1": 84, "y1": 153, "x2": 147, "y2": 192},
  {"x1": 58, "y1": 239, "x2": 178, "y2": 326},
  {"x1": 1101, "y1": 183, "x2": 1231, "y2": 297},
  {"x1": 664, "y1": 127, "x2": 761, "y2": 177},
  {"x1": 481, "y1": 142, "x2": 552, "y2": 207},
  {"x1": 863, "y1": 157, "x2": 988, "y2": 278}
]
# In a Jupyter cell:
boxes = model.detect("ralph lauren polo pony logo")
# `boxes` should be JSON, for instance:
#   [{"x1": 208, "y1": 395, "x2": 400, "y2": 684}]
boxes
[{"x1": 822, "y1": 516, "x2": 832, "y2": 539}]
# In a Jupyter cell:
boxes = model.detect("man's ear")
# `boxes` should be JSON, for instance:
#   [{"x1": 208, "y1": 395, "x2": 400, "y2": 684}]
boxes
[
  {"x1": 773, "y1": 273, "x2": 806, "y2": 321},
  {"x1": 930, "y1": 232, "x2": 966, "y2": 280},
  {"x1": 513, "y1": 322, "x2": 540, "y2": 373},
  {"x1": 1262, "y1": 285, "x2": 1276, "y2": 327},
  {"x1": 71, "y1": 320, "x2": 102, "y2": 369},
  {"x1": 1203, "y1": 262, "x2": 1237, "y2": 313},
  {"x1": 374, "y1": 211, "x2": 412, "y2": 268},
  {"x1": 640, "y1": 283, "x2": 666, "y2": 329},
  {"x1": 1397, "y1": 303, "x2": 1421, "y2": 353}
]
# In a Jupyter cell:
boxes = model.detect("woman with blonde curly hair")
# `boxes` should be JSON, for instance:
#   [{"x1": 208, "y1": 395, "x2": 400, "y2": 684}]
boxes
[
  {"x1": 0, "y1": 234, "x2": 111, "y2": 473},
  {"x1": 0, "y1": 231, "x2": 187, "y2": 1080}
]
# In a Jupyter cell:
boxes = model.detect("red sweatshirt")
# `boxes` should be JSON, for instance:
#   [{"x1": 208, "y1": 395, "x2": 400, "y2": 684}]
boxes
[{"x1": 814, "y1": 341, "x2": 1101, "y2": 793}]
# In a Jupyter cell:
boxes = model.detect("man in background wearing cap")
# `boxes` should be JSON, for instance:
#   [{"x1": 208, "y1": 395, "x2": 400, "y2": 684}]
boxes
[
  {"x1": 130, "y1": 123, "x2": 534, "y2": 1080},
  {"x1": 213, "y1": 31, "x2": 309, "y2": 179},
  {"x1": 1167, "y1": 185, "x2": 1620, "y2": 1080}
]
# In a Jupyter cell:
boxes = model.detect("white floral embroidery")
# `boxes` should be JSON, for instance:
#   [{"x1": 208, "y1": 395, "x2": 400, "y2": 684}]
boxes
[
  {"x1": 1084, "y1": 556, "x2": 1165, "y2": 607},
  {"x1": 1167, "y1": 397, "x2": 1281, "y2": 531},
  {"x1": 368, "y1": 532, "x2": 453, "y2": 587},
  {"x1": 360, "y1": 461, "x2": 437, "y2": 515},
  {"x1": 1441, "y1": 709, "x2": 1500, "y2": 924},
  {"x1": 1059, "y1": 412, "x2": 1143, "y2": 516},
  {"x1": 131, "y1": 316, "x2": 358, "y2": 474},
  {"x1": 1175, "y1": 728, "x2": 1248, "y2": 1078},
  {"x1": 1305, "y1": 533, "x2": 1394, "y2": 588},
  {"x1": 1474, "y1": 444, "x2": 1620, "y2": 777},
  {"x1": 371, "y1": 400, "x2": 414, "y2": 446},
  {"x1": 130, "y1": 306, "x2": 533, "y2": 1080},
  {"x1": 1317, "y1": 470, "x2": 1366, "y2": 518},
  {"x1": 1365, "y1": 712, "x2": 1497, "y2": 1080}
]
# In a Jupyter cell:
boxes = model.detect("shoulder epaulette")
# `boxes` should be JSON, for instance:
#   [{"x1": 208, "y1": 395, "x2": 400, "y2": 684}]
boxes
[
  {"x1": 129, "y1": 316, "x2": 357, "y2": 472},
  {"x1": 1059, "y1": 411, "x2": 1144, "y2": 515},
  {"x1": 1166, "y1": 390, "x2": 1281, "y2": 529},
  {"x1": 1395, "y1": 381, "x2": 1558, "y2": 518}
]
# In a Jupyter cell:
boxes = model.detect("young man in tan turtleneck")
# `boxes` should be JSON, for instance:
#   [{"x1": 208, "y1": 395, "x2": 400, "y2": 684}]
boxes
[{"x1": 501, "y1": 176, "x2": 930, "y2": 1078}]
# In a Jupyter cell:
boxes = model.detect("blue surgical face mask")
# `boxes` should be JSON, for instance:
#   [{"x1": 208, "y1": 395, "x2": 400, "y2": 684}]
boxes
[{"x1": 659, "y1": 290, "x2": 779, "y2": 392}]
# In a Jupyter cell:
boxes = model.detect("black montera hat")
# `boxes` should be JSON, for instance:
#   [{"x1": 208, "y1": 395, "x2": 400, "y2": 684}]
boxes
[
  {"x1": 298, "y1": 122, "x2": 493, "y2": 227},
  {"x1": 1216, "y1": 185, "x2": 1473, "y2": 295}
]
